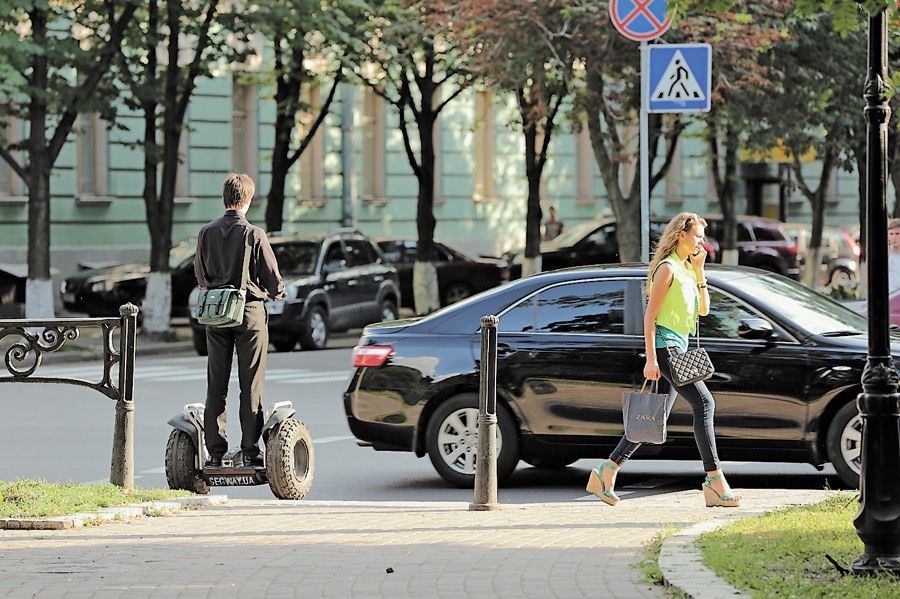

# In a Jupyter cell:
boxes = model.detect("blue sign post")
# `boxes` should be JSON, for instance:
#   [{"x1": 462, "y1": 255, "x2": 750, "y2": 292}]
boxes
[{"x1": 648, "y1": 44, "x2": 712, "y2": 113}]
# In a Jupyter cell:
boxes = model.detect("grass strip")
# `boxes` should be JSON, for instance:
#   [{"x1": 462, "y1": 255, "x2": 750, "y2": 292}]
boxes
[
  {"x1": 0, "y1": 479, "x2": 195, "y2": 519},
  {"x1": 696, "y1": 494, "x2": 900, "y2": 599}
]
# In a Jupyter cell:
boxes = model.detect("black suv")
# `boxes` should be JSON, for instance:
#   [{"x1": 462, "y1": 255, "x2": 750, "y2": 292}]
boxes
[{"x1": 189, "y1": 229, "x2": 400, "y2": 354}]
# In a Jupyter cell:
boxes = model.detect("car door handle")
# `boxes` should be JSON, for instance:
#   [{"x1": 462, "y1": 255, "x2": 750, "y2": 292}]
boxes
[
  {"x1": 374, "y1": 275, "x2": 384, "y2": 282},
  {"x1": 497, "y1": 343, "x2": 516, "y2": 357},
  {"x1": 348, "y1": 279, "x2": 358, "y2": 286}
]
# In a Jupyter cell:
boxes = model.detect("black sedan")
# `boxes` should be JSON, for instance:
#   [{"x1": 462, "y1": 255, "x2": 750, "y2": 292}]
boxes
[
  {"x1": 60, "y1": 238, "x2": 198, "y2": 318},
  {"x1": 344, "y1": 264, "x2": 890, "y2": 488},
  {"x1": 376, "y1": 238, "x2": 509, "y2": 308}
]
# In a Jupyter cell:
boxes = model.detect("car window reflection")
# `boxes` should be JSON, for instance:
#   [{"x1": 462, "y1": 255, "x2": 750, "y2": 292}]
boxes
[
  {"x1": 702, "y1": 290, "x2": 761, "y2": 339},
  {"x1": 273, "y1": 242, "x2": 320, "y2": 276},
  {"x1": 500, "y1": 280, "x2": 626, "y2": 334}
]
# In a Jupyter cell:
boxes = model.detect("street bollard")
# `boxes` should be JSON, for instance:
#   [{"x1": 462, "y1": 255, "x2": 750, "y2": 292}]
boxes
[
  {"x1": 470, "y1": 314, "x2": 501, "y2": 511},
  {"x1": 110, "y1": 303, "x2": 138, "y2": 492}
]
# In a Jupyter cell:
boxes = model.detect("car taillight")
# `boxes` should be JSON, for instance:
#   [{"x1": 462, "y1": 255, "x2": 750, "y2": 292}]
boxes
[
  {"x1": 352, "y1": 346, "x2": 394, "y2": 368},
  {"x1": 845, "y1": 232, "x2": 861, "y2": 258}
]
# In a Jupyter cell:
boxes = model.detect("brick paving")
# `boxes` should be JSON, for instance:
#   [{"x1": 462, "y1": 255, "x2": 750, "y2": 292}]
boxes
[{"x1": 0, "y1": 488, "x2": 838, "y2": 598}]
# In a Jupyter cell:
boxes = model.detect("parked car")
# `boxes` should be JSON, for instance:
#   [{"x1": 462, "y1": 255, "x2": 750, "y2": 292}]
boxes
[
  {"x1": 60, "y1": 237, "x2": 198, "y2": 318},
  {"x1": 503, "y1": 218, "x2": 671, "y2": 278},
  {"x1": 376, "y1": 238, "x2": 509, "y2": 308},
  {"x1": 344, "y1": 263, "x2": 891, "y2": 488},
  {"x1": 703, "y1": 215, "x2": 801, "y2": 279},
  {"x1": 845, "y1": 289, "x2": 900, "y2": 329},
  {"x1": 782, "y1": 223, "x2": 860, "y2": 287},
  {"x1": 189, "y1": 229, "x2": 400, "y2": 355}
]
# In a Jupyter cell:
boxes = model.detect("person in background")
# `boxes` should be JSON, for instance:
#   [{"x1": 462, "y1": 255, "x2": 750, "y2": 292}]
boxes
[
  {"x1": 888, "y1": 218, "x2": 900, "y2": 293},
  {"x1": 194, "y1": 173, "x2": 285, "y2": 468},
  {"x1": 542, "y1": 206, "x2": 566, "y2": 241}
]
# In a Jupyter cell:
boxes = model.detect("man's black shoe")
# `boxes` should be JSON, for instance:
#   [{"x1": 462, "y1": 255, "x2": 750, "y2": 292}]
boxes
[
  {"x1": 243, "y1": 455, "x2": 263, "y2": 468},
  {"x1": 242, "y1": 453, "x2": 264, "y2": 468},
  {"x1": 205, "y1": 457, "x2": 222, "y2": 468}
]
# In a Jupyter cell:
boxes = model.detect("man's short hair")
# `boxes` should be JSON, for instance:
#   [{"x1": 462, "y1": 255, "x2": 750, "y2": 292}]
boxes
[
  {"x1": 890, "y1": 218, "x2": 900, "y2": 231},
  {"x1": 223, "y1": 173, "x2": 255, "y2": 209}
]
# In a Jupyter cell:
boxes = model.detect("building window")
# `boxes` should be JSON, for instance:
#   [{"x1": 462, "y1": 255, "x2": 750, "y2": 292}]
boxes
[
  {"x1": 360, "y1": 85, "x2": 386, "y2": 204},
  {"x1": 75, "y1": 113, "x2": 112, "y2": 204},
  {"x1": 474, "y1": 90, "x2": 495, "y2": 202},
  {"x1": 232, "y1": 78, "x2": 259, "y2": 182},
  {"x1": 174, "y1": 126, "x2": 190, "y2": 203},
  {"x1": 298, "y1": 86, "x2": 324, "y2": 204},
  {"x1": 0, "y1": 118, "x2": 25, "y2": 203},
  {"x1": 575, "y1": 124, "x2": 594, "y2": 204}
]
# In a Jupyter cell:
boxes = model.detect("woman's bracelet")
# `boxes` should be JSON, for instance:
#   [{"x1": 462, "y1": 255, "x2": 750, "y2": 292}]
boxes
[{"x1": 697, "y1": 279, "x2": 708, "y2": 289}]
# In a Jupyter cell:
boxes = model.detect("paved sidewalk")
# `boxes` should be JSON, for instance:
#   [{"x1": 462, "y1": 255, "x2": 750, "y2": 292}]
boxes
[{"x1": 0, "y1": 488, "x2": 838, "y2": 598}]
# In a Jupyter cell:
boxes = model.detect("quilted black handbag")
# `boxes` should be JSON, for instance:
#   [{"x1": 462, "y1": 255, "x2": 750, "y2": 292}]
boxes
[{"x1": 657, "y1": 324, "x2": 714, "y2": 386}]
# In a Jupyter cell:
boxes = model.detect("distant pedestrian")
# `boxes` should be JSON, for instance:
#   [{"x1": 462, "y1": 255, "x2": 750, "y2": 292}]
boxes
[
  {"x1": 194, "y1": 173, "x2": 285, "y2": 468},
  {"x1": 889, "y1": 218, "x2": 900, "y2": 293},
  {"x1": 586, "y1": 212, "x2": 741, "y2": 507},
  {"x1": 542, "y1": 206, "x2": 566, "y2": 241}
]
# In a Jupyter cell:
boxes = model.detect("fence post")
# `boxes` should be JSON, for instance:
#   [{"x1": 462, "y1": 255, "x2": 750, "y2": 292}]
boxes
[
  {"x1": 470, "y1": 314, "x2": 501, "y2": 511},
  {"x1": 110, "y1": 303, "x2": 138, "y2": 491}
]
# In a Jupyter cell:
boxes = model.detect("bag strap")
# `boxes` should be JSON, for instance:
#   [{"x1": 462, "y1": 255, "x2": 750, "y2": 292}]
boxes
[{"x1": 238, "y1": 228, "x2": 252, "y2": 292}]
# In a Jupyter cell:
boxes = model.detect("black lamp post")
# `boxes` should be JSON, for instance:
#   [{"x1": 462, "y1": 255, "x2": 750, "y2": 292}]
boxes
[{"x1": 851, "y1": 5, "x2": 900, "y2": 576}]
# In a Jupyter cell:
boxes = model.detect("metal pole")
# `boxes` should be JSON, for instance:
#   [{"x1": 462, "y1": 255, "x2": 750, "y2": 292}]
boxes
[
  {"x1": 110, "y1": 303, "x2": 138, "y2": 491},
  {"x1": 852, "y1": 7, "x2": 900, "y2": 576},
  {"x1": 640, "y1": 40, "x2": 650, "y2": 263},
  {"x1": 470, "y1": 314, "x2": 501, "y2": 511}
]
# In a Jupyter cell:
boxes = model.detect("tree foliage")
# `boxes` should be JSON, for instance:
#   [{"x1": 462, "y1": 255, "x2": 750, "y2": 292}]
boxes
[{"x1": 0, "y1": 0, "x2": 138, "y2": 317}]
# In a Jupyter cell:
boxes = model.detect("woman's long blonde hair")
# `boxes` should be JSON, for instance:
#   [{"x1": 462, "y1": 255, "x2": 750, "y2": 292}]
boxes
[{"x1": 646, "y1": 212, "x2": 707, "y2": 291}]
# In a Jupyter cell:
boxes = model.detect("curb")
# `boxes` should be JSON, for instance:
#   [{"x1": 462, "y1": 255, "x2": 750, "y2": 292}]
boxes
[
  {"x1": 0, "y1": 494, "x2": 228, "y2": 530},
  {"x1": 658, "y1": 495, "x2": 840, "y2": 599}
]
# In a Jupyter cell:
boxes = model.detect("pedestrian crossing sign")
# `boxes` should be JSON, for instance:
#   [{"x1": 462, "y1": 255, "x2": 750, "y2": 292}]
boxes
[{"x1": 647, "y1": 44, "x2": 711, "y2": 113}]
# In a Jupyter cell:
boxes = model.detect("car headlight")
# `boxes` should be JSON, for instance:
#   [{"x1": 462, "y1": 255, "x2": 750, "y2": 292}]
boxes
[
  {"x1": 60, "y1": 280, "x2": 68, "y2": 294},
  {"x1": 90, "y1": 280, "x2": 116, "y2": 292},
  {"x1": 188, "y1": 287, "x2": 200, "y2": 319},
  {"x1": 265, "y1": 283, "x2": 299, "y2": 315}
]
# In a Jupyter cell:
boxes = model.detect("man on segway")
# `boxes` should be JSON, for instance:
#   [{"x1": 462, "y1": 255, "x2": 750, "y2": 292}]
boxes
[{"x1": 194, "y1": 173, "x2": 285, "y2": 469}]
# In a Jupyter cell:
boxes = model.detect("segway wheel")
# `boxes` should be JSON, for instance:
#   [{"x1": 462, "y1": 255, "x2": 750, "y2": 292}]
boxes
[
  {"x1": 265, "y1": 418, "x2": 314, "y2": 500},
  {"x1": 165, "y1": 429, "x2": 210, "y2": 495}
]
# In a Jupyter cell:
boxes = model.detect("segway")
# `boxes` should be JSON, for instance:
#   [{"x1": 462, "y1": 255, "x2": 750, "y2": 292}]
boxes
[{"x1": 164, "y1": 401, "x2": 314, "y2": 500}]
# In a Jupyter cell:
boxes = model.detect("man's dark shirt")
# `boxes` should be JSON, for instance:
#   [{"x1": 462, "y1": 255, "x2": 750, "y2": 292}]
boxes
[{"x1": 194, "y1": 210, "x2": 285, "y2": 301}]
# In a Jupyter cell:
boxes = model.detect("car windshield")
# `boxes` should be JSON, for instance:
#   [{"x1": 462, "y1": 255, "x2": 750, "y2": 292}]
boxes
[
  {"x1": 551, "y1": 221, "x2": 602, "y2": 246},
  {"x1": 274, "y1": 241, "x2": 321, "y2": 276},
  {"x1": 169, "y1": 238, "x2": 197, "y2": 269},
  {"x1": 725, "y1": 272, "x2": 868, "y2": 336}
]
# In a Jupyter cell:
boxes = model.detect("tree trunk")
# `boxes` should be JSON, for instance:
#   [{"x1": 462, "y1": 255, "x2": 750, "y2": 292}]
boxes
[
  {"x1": 522, "y1": 92, "x2": 543, "y2": 279},
  {"x1": 25, "y1": 7, "x2": 54, "y2": 318},
  {"x1": 708, "y1": 125, "x2": 739, "y2": 266},
  {"x1": 413, "y1": 102, "x2": 439, "y2": 315}
]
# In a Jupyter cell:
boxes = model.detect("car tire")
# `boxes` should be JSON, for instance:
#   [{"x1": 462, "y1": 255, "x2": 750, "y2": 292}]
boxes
[
  {"x1": 191, "y1": 328, "x2": 208, "y2": 357},
  {"x1": 826, "y1": 401, "x2": 862, "y2": 488},
  {"x1": 442, "y1": 282, "x2": 474, "y2": 306},
  {"x1": 424, "y1": 393, "x2": 519, "y2": 488},
  {"x1": 299, "y1": 304, "x2": 328, "y2": 351},
  {"x1": 379, "y1": 299, "x2": 398, "y2": 322},
  {"x1": 829, "y1": 267, "x2": 856, "y2": 287},
  {"x1": 164, "y1": 429, "x2": 210, "y2": 494},
  {"x1": 523, "y1": 457, "x2": 577, "y2": 470},
  {"x1": 271, "y1": 336, "x2": 297, "y2": 352},
  {"x1": 265, "y1": 418, "x2": 315, "y2": 500}
]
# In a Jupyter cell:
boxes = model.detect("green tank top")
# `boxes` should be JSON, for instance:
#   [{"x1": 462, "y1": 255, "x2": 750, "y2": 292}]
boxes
[{"x1": 651, "y1": 253, "x2": 699, "y2": 341}]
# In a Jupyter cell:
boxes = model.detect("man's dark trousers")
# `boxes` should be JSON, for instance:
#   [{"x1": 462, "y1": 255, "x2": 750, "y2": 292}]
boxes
[{"x1": 204, "y1": 301, "x2": 268, "y2": 461}]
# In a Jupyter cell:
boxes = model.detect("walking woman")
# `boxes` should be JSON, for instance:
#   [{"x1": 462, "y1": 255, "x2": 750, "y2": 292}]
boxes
[{"x1": 586, "y1": 212, "x2": 742, "y2": 507}]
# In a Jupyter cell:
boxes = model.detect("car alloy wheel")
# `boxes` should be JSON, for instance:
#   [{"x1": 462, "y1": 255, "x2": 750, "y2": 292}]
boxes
[
  {"x1": 442, "y1": 282, "x2": 474, "y2": 306},
  {"x1": 299, "y1": 304, "x2": 328, "y2": 350},
  {"x1": 380, "y1": 299, "x2": 398, "y2": 322},
  {"x1": 424, "y1": 393, "x2": 519, "y2": 487},
  {"x1": 826, "y1": 401, "x2": 862, "y2": 488}
]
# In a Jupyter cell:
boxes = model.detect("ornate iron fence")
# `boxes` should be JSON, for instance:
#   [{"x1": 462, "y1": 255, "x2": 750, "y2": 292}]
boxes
[{"x1": 0, "y1": 303, "x2": 138, "y2": 490}]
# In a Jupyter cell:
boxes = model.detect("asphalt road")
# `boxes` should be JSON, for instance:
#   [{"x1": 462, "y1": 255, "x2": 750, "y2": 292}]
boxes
[{"x1": 0, "y1": 347, "x2": 848, "y2": 503}]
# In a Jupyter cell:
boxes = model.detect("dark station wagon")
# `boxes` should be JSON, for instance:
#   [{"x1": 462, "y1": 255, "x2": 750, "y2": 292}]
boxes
[{"x1": 344, "y1": 264, "x2": 891, "y2": 488}]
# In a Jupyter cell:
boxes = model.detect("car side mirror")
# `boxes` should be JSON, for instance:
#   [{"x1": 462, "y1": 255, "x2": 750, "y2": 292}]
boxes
[
  {"x1": 738, "y1": 318, "x2": 776, "y2": 340},
  {"x1": 322, "y1": 260, "x2": 345, "y2": 276}
]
